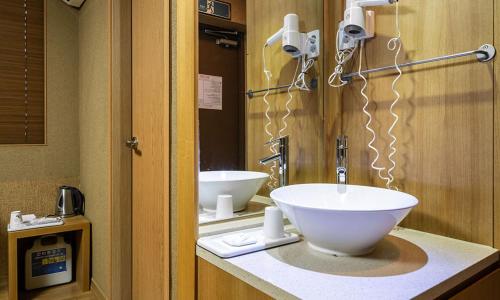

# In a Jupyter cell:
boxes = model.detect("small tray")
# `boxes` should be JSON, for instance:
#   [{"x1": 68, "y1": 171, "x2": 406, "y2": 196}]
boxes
[
  {"x1": 197, "y1": 226, "x2": 300, "y2": 258},
  {"x1": 7, "y1": 219, "x2": 64, "y2": 232}
]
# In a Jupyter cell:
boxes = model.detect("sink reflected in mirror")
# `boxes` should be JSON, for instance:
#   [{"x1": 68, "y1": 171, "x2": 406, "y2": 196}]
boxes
[
  {"x1": 271, "y1": 184, "x2": 418, "y2": 256},
  {"x1": 199, "y1": 171, "x2": 269, "y2": 212}
]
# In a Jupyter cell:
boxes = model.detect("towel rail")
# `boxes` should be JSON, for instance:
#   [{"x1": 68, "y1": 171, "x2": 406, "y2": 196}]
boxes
[
  {"x1": 246, "y1": 79, "x2": 317, "y2": 98},
  {"x1": 341, "y1": 44, "x2": 496, "y2": 82}
]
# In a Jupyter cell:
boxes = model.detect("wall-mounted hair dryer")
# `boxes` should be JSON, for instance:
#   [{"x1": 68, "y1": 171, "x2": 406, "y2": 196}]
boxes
[
  {"x1": 265, "y1": 14, "x2": 320, "y2": 59},
  {"x1": 337, "y1": 0, "x2": 396, "y2": 50},
  {"x1": 344, "y1": 0, "x2": 396, "y2": 39}
]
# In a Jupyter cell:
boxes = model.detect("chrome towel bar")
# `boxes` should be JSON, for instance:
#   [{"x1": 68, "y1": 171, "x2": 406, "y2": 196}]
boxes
[
  {"x1": 341, "y1": 44, "x2": 496, "y2": 82},
  {"x1": 246, "y1": 78, "x2": 317, "y2": 98}
]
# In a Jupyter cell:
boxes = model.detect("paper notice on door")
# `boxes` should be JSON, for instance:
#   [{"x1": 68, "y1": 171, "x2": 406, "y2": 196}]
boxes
[{"x1": 198, "y1": 74, "x2": 223, "y2": 110}]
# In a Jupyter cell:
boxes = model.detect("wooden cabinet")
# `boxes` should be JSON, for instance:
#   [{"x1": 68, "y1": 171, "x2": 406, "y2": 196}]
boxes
[
  {"x1": 7, "y1": 216, "x2": 90, "y2": 300},
  {"x1": 197, "y1": 257, "x2": 273, "y2": 300},
  {"x1": 198, "y1": 256, "x2": 500, "y2": 300},
  {"x1": 451, "y1": 268, "x2": 500, "y2": 300}
]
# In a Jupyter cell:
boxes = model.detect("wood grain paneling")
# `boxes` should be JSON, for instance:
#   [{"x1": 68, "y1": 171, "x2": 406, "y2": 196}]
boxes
[
  {"x1": 197, "y1": 257, "x2": 273, "y2": 300},
  {"x1": 131, "y1": 0, "x2": 170, "y2": 298},
  {"x1": 494, "y1": 0, "x2": 500, "y2": 249},
  {"x1": 246, "y1": 0, "x2": 324, "y2": 193},
  {"x1": 110, "y1": 0, "x2": 132, "y2": 298},
  {"x1": 0, "y1": 0, "x2": 45, "y2": 144},
  {"x1": 171, "y1": 0, "x2": 198, "y2": 298},
  {"x1": 323, "y1": 0, "x2": 344, "y2": 183},
  {"x1": 450, "y1": 268, "x2": 500, "y2": 299},
  {"x1": 339, "y1": 0, "x2": 494, "y2": 245},
  {"x1": 223, "y1": 0, "x2": 245, "y2": 25}
]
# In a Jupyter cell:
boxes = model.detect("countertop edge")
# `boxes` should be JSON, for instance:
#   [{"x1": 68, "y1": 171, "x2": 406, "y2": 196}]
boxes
[{"x1": 416, "y1": 251, "x2": 499, "y2": 299}]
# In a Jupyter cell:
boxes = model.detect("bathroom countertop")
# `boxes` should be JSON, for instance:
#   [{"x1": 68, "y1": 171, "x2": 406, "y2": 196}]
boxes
[{"x1": 196, "y1": 227, "x2": 499, "y2": 300}]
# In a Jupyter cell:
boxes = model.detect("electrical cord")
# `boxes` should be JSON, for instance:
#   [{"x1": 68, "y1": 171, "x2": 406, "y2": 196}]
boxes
[
  {"x1": 386, "y1": 0, "x2": 402, "y2": 190},
  {"x1": 279, "y1": 56, "x2": 301, "y2": 138},
  {"x1": 294, "y1": 55, "x2": 314, "y2": 91},
  {"x1": 262, "y1": 45, "x2": 279, "y2": 189},
  {"x1": 358, "y1": 41, "x2": 392, "y2": 187},
  {"x1": 328, "y1": 28, "x2": 358, "y2": 88}
]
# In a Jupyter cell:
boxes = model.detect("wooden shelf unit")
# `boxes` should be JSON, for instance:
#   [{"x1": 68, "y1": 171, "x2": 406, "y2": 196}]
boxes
[{"x1": 7, "y1": 216, "x2": 91, "y2": 300}]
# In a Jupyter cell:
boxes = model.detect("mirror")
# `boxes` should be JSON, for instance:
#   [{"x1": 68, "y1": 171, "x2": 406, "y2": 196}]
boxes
[{"x1": 197, "y1": 0, "x2": 323, "y2": 226}]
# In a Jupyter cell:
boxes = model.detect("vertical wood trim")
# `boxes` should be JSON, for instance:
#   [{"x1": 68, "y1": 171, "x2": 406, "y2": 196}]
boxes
[
  {"x1": 131, "y1": 0, "x2": 170, "y2": 298},
  {"x1": 494, "y1": 0, "x2": 500, "y2": 248},
  {"x1": 323, "y1": 0, "x2": 344, "y2": 183},
  {"x1": 171, "y1": 0, "x2": 198, "y2": 298},
  {"x1": 110, "y1": 0, "x2": 132, "y2": 299},
  {"x1": 7, "y1": 234, "x2": 17, "y2": 300},
  {"x1": 43, "y1": 0, "x2": 47, "y2": 144},
  {"x1": 107, "y1": 0, "x2": 113, "y2": 296}
]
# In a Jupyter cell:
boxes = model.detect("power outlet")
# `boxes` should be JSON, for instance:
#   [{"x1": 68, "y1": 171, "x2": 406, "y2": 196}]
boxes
[{"x1": 305, "y1": 30, "x2": 320, "y2": 59}]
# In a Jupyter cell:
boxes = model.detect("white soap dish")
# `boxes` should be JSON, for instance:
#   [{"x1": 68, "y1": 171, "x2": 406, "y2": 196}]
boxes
[{"x1": 197, "y1": 226, "x2": 300, "y2": 258}]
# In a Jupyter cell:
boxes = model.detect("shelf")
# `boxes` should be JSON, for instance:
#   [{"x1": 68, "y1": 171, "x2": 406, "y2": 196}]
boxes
[
  {"x1": 20, "y1": 282, "x2": 93, "y2": 300},
  {"x1": 7, "y1": 216, "x2": 91, "y2": 300}
]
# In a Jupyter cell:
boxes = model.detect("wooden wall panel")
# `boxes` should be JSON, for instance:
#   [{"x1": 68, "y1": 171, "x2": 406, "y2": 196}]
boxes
[
  {"x1": 171, "y1": 0, "x2": 198, "y2": 298},
  {"x1": 197, "y1": 257, "x2": 273, "y2": 300},
  {"x1": 246, "y1": 0, "x2": 324, "y2": 193},
  {"x1": 338, "y1": 0, "x2": 494, "y2": 245},
  {"x1": 450, "y1": 268, "x2": 500, "y2": 299},
  {"x1": 225, "y1": 0, "x2": 246, "y2": 25},
  {"x1": 323, "y1": 0, "x2": 344, "y2": 183},
  {"x1": 494, "y1": 0, "x2": 500, "y2": 249},
  {"x1": 110, "y1": 0, "x2": 132, "y2": 298}
]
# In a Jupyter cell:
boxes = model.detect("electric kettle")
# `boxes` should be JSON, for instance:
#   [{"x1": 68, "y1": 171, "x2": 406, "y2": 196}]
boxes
[{"x1": 55, "y1": 186, "x2": 85, "y2": 217}]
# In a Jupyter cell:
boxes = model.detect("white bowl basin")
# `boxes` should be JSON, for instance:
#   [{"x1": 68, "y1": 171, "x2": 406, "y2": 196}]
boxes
[
  {"x1": 199, "y1": 171, "x2": 269, "y2": 212},
  {"x1": 270, "y1": 184, "x2": 418, "y2": 256}
]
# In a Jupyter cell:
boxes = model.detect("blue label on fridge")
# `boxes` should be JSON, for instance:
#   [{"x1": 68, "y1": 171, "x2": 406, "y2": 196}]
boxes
[{"x1": 31, "y1": 248, "x2": 67, "y2": 277}]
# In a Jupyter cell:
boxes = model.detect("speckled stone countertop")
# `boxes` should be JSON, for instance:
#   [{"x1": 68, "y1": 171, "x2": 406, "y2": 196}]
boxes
[{"x1": 197, "y1": 227, "x2": 499, "y2": 300}]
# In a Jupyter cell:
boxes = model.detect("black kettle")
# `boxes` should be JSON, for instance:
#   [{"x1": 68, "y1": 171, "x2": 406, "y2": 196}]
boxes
[{"x1": 55, "y1": 186, "x2": 85, "y2": 217}]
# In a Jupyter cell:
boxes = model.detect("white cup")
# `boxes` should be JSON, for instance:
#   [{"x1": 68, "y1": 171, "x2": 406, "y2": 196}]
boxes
[
  {"x1": 263, "y1": 206, "x2": 285, "y2": 239},
  {"x1": 216, "y1": 195, "x2": 234, "y2": 220},
  {"x1": 10, "y1": 211, "x2": 22, "y2": 227}
]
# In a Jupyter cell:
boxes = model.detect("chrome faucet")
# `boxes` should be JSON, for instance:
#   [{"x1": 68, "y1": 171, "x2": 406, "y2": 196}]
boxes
[
  {"x1": 336, "y1": 135, "x2": 348, "y2": 185},
  {"x1": 259, "y1": 136, "x2": 289, "y2": 187}
]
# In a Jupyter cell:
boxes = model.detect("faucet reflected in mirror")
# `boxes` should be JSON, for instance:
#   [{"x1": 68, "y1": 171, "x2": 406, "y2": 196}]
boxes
[
  {"x1": 259, "y1": 136, "x2": 289, "y2": 188},
  {"x1": 336, "y1": 135, "x2": 348, "y2": 193}
]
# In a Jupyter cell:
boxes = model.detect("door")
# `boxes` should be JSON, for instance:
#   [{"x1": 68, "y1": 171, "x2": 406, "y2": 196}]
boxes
[
  {"x1": 198, "y1": 25, "x2": 246, "y2": 171},
  {"x1": 131, "y1": 0, "x2": 170, "y2": 298}
]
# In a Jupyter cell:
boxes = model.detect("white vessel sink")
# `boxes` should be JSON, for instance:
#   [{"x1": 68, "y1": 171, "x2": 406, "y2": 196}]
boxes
[
  {"x1": 199, "y1": 171, "x2": 269, "y2": 212},
  {"x1": 270, "y1": 184, "x2": 418, "y2": 256}
]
